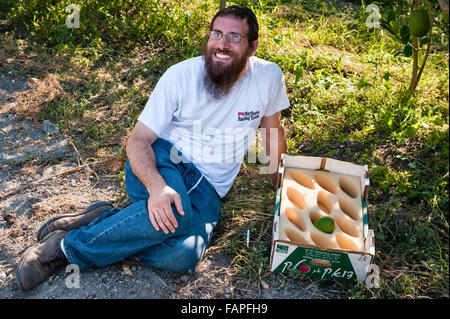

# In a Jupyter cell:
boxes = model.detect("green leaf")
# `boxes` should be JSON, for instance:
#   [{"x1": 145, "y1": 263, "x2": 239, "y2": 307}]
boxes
[
  {"x1": 387, "y1": 117, "x2": 393, "y2": 128},
  {"x1": 274, "y1": 35, "x2": 283, "y2": 44},
  {"x1": 420, "y1": 37, "x2": 430, "y2": 46},
  {"x1": 383, "y1": 72, "x2": 390, "y2": 81},
  {"x1": 390, "y1": 20, "x2": 400, "y2": 35},
  {"x1": 384, "y1": 9, "x2": 397, "y2": 23},
  {"x1": 400, "y1": 23, "x2": 410, "y2": 44},
  {"x1": 380, "y1": 21, "x2": 393, "y2": 34},
  {"x1": 294, "y1": 66, "x2": 303, "y2": 84},
  {"x1": 357, "y1": 79, "x2": 372, "y2": 88},
  {"x1": 403, "y1": 43, "x2": 413, "y2": 57},
  {"x1": 408, "y1": 162, "x2": 417, "y2": 169}
]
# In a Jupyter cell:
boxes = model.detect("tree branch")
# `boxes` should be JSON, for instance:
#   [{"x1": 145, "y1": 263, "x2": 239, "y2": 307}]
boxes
[
  {"x1": 408, "y1": 36, "x2": 420, "y2": 92},
  {"x1": 438, "y1": 0, "x2": 449, "y2": 14}
]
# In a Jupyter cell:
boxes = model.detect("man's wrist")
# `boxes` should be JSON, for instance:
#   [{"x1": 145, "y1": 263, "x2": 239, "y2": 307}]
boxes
[{"x1": 146, "y1": 174, "x2": 166, "y2": 194}]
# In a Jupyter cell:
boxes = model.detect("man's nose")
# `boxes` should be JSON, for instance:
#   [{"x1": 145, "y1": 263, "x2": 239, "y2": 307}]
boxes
[{"x1": 216, "y1": 35, "x2": 230, "y2": 49}]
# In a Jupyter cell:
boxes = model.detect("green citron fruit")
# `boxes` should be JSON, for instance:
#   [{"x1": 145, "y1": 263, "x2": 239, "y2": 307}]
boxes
[
  {"x1": 408, "y1": 8, "x2": 431, "y2": 37},
  {"x1": 314, "y1": 216, "x2": 335, "y2": 234}
]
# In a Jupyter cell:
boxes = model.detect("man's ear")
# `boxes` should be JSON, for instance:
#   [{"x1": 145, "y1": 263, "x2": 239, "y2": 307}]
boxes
[{"x1": 249, "y1": 40, "x2": 259, "y2": 56}]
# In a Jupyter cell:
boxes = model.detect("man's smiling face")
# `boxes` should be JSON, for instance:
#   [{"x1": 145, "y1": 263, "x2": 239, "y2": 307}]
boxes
[
  {"x1": 207, "y1": 16, "x2": 250, "y2": 67},
  {"x1": 203, "y1": 16, "x2": 258, "y2": 99}
]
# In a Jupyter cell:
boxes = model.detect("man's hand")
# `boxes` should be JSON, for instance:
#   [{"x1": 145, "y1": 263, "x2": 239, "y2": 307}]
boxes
[
  {"x1": 126, "y1": 121, "x2": 185, "y2": 234},
  {"x1": 147, "y1": 183, "x2": 185, "y2": 234}
]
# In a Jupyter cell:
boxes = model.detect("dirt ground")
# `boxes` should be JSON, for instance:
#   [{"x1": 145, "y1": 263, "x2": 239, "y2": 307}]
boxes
[{"x1": 0, "y1": 74, "x2": 346, "y2": 299}]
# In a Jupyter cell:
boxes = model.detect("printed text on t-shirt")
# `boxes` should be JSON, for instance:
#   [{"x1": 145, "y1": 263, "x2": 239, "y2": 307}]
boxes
[{"x1": 238, "y1": 111, "x2": 260, "y2": 121}]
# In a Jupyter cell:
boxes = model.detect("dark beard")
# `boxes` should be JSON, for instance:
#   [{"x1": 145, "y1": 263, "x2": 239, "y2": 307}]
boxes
[{"x1": 202, "y1": 45, "x2": 250, "y2": 100}]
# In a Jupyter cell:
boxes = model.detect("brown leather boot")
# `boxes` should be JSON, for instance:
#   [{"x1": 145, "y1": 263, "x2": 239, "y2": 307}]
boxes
[
  {"x1": 36, "y1": 201, "x2": 113, "y2": 242},
  {"x1": 16, "y1": 230, "x2": 68, "y2": 291}
]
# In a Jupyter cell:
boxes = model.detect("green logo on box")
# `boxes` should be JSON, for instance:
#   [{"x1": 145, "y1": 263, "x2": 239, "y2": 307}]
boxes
[{"x1": 276, "y1": 244, "x2": 289, "y2": 254}]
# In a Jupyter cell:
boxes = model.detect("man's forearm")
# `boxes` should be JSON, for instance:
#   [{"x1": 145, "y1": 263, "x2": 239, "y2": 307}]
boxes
[
  {"x1": 265, "y1": 125, "x2": 286, "y2": 189},
  {"x1": 126, "y1": 137, "x2": 166, "y2": 193},
  {"x1": 272, "y1": 125, "x2": 286, "y2": 188}
]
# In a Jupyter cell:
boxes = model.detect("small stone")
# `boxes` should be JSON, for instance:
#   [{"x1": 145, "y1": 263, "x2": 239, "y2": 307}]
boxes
[
  {"x1": 180, "y1": 275, "x2": 189, "y2": 282},
  {"x1": 43, "y1": 120, "x2": 59, "y2": 135}
]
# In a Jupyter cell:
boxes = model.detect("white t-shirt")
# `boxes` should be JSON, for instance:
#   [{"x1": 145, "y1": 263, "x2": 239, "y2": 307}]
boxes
[{"x1": 138, "y1": 56, "x2": 290, "y2": 197}]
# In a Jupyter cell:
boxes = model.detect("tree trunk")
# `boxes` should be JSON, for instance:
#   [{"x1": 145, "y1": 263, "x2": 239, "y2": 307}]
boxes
[{"x1": 408, "y1": 36, "x2": 420, "y2": 93}]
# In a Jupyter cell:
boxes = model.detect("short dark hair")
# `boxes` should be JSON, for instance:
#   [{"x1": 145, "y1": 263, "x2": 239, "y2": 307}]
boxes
[{"x1": 210, "y1": 5, "x2": 259, "y2": 43}]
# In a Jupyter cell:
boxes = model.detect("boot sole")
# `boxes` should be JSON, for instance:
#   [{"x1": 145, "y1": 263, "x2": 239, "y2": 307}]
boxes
[
  {"x1": 16, "y1": 230, "x2": 67, "y2": 291},
  {"x1": 36, "y1": 201, "x2": 113, "y2": 242}
]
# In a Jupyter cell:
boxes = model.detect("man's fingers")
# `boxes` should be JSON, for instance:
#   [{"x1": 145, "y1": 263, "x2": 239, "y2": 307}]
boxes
[
  {"x1": 148, "y1": 204, "x2": 170, "y2": 234},
  {"x1": 162, "y1": 202, "x2": 177, "y2": 232},
  {"x1": 154, "y1": 209, "x2": 170, "y2": 234},
  {"x1": 148, "y1": 208, "x2": 160, "y2": 232},
  {"x1": 173, "y1": 193, "x2": 185, "y2": 216}
]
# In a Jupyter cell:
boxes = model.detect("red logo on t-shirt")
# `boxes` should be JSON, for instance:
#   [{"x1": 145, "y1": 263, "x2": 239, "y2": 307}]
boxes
[{"x1": 238, "y1": 111, "x2": 259, "y2": 121}]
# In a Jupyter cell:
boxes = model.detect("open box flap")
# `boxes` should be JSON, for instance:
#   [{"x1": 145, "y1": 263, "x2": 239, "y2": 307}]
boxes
[
  {"x1": 281, "y1": 154, "x2": 367, "y2": 176},
  {"x1": 280, "y1": 154, "x2": 370, "y2": 201}
]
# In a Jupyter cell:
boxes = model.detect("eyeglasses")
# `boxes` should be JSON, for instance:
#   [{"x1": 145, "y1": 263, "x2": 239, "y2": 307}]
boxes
[{"x1": 208, "y1": 30, "x2": 246, "y2": 43}]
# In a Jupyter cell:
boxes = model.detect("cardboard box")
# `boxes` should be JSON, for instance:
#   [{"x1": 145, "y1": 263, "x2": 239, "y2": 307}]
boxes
[{"x1": 269, "y1": 154, "x2": 375, "y2": 284}]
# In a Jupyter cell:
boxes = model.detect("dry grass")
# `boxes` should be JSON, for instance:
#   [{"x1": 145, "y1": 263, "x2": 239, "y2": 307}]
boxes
[{"x1": 2, "y1": 74, "x2": 66, "y2": 117}]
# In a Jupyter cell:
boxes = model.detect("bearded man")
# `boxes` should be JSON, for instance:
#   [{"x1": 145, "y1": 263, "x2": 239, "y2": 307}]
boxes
[{"x1": 16, "y1": 5, "x2": 290, "y2": 290}]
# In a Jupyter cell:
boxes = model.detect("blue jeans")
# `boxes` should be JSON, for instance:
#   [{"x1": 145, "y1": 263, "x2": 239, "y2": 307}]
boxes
[{"x1": 63, "y1": 138, "x2": 222, "y2": 272}]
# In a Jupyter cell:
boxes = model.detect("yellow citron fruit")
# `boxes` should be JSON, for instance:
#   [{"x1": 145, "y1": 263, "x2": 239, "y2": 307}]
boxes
[
  {"x1": 408, "y1": 8, "x2": 431, "y2": 37},
  {"x1": 314, "y1": 216, "x2": 335, "y2": 234}
]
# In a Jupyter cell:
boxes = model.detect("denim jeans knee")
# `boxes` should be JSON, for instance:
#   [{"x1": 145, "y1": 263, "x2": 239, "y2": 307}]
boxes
[{"x1": 135, "y1": 233, "x2": 207, "y2": 272}]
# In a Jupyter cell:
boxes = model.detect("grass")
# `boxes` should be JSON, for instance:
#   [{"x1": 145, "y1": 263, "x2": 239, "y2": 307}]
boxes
[{"x1": 0, "y1": 0, "x2": 448, "y2": 298}]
